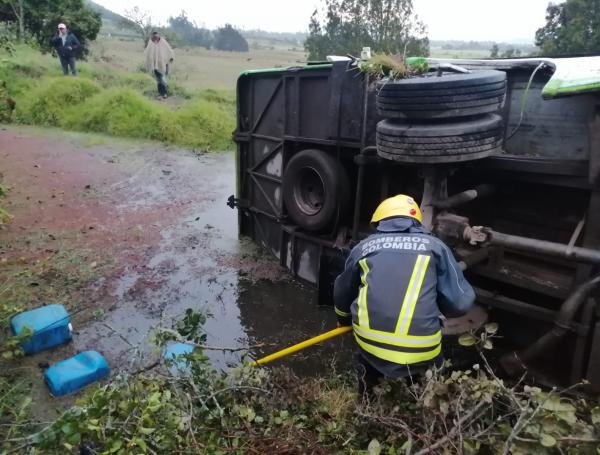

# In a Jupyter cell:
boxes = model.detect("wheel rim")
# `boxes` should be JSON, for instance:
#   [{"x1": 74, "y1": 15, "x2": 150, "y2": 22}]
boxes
[{"x1": 293, "y1": 166, "x2": 325, "y2": 216}]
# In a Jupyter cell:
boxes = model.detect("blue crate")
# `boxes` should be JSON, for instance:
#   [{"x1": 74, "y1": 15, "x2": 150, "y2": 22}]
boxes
[
  {"x1": 10, "y1": 304, "x2": 72, "y2": 354},
  {"x1": 45, "y1": 351, "x2": 110, "y2": 397}
]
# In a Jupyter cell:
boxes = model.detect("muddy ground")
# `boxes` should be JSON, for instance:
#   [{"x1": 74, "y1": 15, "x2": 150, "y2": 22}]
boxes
[{"x1": 0, "y1": 127, "x2": 351, "y2": 418}]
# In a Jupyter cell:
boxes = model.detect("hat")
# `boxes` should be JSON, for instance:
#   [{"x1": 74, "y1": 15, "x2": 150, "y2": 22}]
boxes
[{"x1": 58, "y1": 23, "x2": 66, "y2": 29}]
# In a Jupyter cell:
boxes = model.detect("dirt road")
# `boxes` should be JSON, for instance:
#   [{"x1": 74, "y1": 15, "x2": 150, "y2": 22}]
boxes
[{"x1": 0, "y1": 127, "x2": 347, "y2": 415}]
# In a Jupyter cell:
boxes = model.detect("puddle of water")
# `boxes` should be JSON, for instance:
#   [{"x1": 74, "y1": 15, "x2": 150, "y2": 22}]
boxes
[
  {"x1": 78, "y1": 150, "x2": 351, "y2": 373},
  {"x1": 18, "y1": 150, "x2": 354, "y2": 421}
]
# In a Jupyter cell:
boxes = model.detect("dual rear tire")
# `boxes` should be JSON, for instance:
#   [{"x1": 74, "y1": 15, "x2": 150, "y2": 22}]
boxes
[{"x1": 376, "y1": 70, "x2": 507, "y2": 163}]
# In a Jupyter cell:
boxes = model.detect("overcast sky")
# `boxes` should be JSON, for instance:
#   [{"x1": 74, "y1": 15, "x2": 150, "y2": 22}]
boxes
[{"x1": 94, "y1": 0, "x2": 551, "y2": 43}]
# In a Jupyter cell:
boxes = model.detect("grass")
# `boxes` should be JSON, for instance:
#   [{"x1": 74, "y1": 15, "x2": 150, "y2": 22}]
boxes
[
  {"x1": 0, "y1": 44, "x2": 237, "y2": 151},
  {"x1": 429, "y1": 47, "x2": 492, "y2": 59},
  {"x1": 90, "y1": 38, "x2": 307, "y2": 91}
]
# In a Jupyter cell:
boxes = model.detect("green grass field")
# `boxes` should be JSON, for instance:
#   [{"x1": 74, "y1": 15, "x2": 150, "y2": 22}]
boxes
[
  {"x1": 429, "y1": 47, "x2": 492, "y2": 59},
  {"x1": 90, "y1": 38, "x2": 307, "y2": 91}
]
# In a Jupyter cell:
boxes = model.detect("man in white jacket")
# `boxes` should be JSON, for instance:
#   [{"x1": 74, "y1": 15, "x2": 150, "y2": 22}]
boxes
[{"x1": 144, "y1": 31, "x2": 175, "y2": 99}]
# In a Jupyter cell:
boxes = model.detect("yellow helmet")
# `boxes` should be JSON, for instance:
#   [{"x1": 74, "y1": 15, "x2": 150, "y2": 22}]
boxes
[{"x1": 371, "y1": 194, "x2": 423, "y2": 224}]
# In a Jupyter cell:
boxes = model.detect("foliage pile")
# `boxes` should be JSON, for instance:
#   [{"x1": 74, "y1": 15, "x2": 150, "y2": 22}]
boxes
[
  {"x1": 0, "y1": 45, "x2": 235, "y2": 151},
  {"x1": 1, "y1": 314, "x2": 597, "y2": 454},
  {"x1": 360, "y1": 54, "x2": 429, "y2": 80},
  {"x1": 305, "y1": 0, "x2": 429, "y2": 61}
]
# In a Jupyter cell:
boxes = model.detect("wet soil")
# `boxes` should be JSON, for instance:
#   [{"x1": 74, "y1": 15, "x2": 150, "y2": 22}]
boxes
[{"x1": 0, "y1": 127, "x2": 351, "y2": 419}]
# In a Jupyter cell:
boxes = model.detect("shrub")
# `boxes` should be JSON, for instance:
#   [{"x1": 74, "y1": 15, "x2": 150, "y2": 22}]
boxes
[
  {"x1": 172, "y1": 99, "x2": 235, "y2": 150},
  {"x1": 16, "y1": 77, "x2": 101, "y2": 126},
  {"x1": 20, "y1": 314, "x2": 600, "y2": 454},
  {"x1": 62, "y1": 88, "x2": 173, "y2": 140}
]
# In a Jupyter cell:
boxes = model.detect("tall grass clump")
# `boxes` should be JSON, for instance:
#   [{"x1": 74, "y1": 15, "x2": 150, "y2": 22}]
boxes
[
  {"x1": 62, "y1": 88, "x2": 174, "y2": 140},
  {"x1": 172, "y1": 99, "x2": 235, "y2": 150},
  {"x1": 61, "y1": 89, "x2": 234, "y2": 150},
  {"x1": 16, "y1": 78, "x2": 101, "y2": 126}
]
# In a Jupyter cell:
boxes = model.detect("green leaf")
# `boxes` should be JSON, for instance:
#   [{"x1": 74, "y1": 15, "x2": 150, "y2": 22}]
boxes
[
  {"x1": 540, "y1": 434, "x2": 556, "y2": 447},
  {"x1": 400, "y1": 439, "x2": 412, "y2": 452},
  {"x1": 61, "y1": 422, "x2": 77, "y2": 436},
  {"x1": 109, "y1": 439, "x2": 123, "y2": 453},
  {"x1": 139, "y1": 427, "x2": 155, "y2": 435},
  {"x1": 368, "y1": 439, "x2": 382, "y2": 455},
  {"x1": 147, "y1": 403, "x2": 161, "y2": 412},
  {"x1": 483, "y1": 339, "x2": 493, "y2": 350},
  {"x1": 134, "y1": 437, "x2": 148, "y2": 453},
  {"x1": 592, "y1": 407, "x2": 600, "y2": 425},
  {"x1": 541, "y1": 396, "x2": 576, "y2": 412},
  {"x1": 65, "y1": 432, "x2": 81, "y2": 446},
  {"x1": 555, "y1": 410, "x2": 577, "y2": 424},
  {"x1": 458, "y1": 334, "x2": 477, "y2": 347},
  {"x1": 2, "y1": 349, "x2": 15, "y2": 360},
  {"x1": 484, "y1": 323, "x2": 499, "y2": 334}
]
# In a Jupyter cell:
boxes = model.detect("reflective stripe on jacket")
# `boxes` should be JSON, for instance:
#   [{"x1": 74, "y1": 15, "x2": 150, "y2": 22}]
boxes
[{"x1": 334, "y1": 217, "x2": 475, "y2": 367}]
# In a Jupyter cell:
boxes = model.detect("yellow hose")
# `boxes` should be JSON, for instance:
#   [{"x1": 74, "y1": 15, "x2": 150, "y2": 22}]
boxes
[{"x1": 252, "y1": 326, "x2": 352, "y2": 366}]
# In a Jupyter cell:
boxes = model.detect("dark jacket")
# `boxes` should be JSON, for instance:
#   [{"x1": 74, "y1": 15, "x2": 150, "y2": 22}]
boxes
[
  {"x1": 333, "y1": 217, "x2": 475, "y2": 376},
  {"x1": 52, "y1": 32, "x2": 81, "y2": 58}
]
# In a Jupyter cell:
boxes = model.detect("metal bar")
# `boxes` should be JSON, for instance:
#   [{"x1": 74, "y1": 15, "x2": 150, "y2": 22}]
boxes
[
  {"x1": 351, "y1": 73, "x2": 371, "y2": 243},
  {"x1": 474, "y1": 287, "x2": 557, "y2": 323},
  {"x1": 251, "y1": 79, "x2": 282, "y2": 134},
  {"x1": 250, "y1": 172, "x2": 281, "y2": 185},
  {"x1": 570, "y1": 298, "x2": 596, "y2": 384},
  {"x1": 249, "y1": 174, "x2": 281, "y2": 218},
  {"x1": 283, "y1": 135, "x2": 361, "y2": 149},
  {"x1": 249, "y1": 142, "x2": 283, "y2": 173},
  {"x1": 251, "y1": 133, "x2": 282, "y2": 142},
  {"x1": 488, "y1": 230, "x2": 600, "y2": 265},
  {"x1": 247, "y1": 207, "x2": 279, "y2": 221},
  {"x1": 501, "y1": 275, "x2": 600, "y2": 380},
  {"x1": 433, "y1": 185, "x2": 496, "y2": 210}
]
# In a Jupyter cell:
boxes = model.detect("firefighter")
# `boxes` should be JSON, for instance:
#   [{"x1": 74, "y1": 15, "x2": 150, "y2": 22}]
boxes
[{"x1": 333, "y1": 194, "x2": 475, "y2": 395}]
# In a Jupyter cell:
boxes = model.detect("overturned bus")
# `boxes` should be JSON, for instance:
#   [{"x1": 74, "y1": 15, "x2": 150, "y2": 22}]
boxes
[{"x1": 231, "y1": 56, "x2": 600, "y2": 389}]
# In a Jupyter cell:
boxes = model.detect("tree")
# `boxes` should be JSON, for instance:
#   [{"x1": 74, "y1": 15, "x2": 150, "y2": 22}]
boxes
[
  {"x1": 0, "y1": 0, "x2": 101, "y2": 54},
  {"x1": 500, "y1": 47, "x2": 522, "y2": 58},
  {"x1": 213, "y1": 24, "x2": 248, "y2": 52},
  {"x1": 490, "y1": 43, "x2": 499, "y2": 58},
  {"x1": 2, "y1": 0, "x2": 24, "y2": 41},
  {"x1": 121, "y1": 6, "x2": 153, "y2": 45},
  {"x1": 535, "y1": 0, "x2": 600, "y2": 56},
  {"x1": 168, "y1": 10, "x2": 212, "y2": 49},
  {"x1": 304, "y1": 0, "x2": 429, "y2": 61}
]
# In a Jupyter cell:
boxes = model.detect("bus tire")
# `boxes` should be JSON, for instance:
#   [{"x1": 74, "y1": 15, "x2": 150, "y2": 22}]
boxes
[
  {"x1": 282, "y1": 149, "x2": 350, "y2": 232},
  {"x1": 376, "y1": 70, "x2": 507, "y2": 120},
  {"x1": 376, "y1": 114, "x2": 504, "y2": 163}
]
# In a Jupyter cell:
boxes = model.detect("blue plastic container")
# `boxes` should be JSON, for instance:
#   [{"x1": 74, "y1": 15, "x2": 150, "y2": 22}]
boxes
[
  {"x1": 163, "y1": 342, "x2": 194, "y2": 375},
  {"x1": 10, "y1": 304, "x2": 72, "y2": 354},
  {"x1": 45, "y1": 351, "x2": 110, "y2": 397}
]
